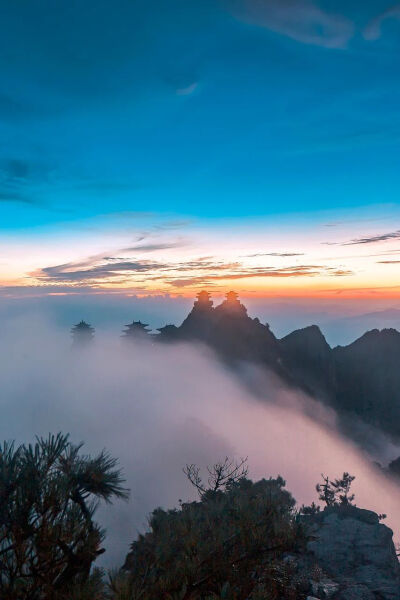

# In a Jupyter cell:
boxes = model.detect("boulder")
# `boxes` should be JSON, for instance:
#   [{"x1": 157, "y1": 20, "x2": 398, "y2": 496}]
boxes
[{"x1": 306, "y1": 506, "x2": 400, "y2": 600}]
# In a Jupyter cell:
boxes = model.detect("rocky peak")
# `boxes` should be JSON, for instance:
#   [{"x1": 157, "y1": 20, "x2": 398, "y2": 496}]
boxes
[
  {"x1": 179, "y1": 290, "x2": 215, "y2": 340},
  {"x1": 281, "y1": 325, "x2": 331, "y2": 356}
]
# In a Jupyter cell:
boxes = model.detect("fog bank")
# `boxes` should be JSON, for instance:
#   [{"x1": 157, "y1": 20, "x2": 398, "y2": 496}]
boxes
[{"x1": 1, "y1": 316, "x2": 400, "y2": 566}]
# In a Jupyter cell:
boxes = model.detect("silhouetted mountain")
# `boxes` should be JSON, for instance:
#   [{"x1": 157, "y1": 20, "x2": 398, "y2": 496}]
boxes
[
  {"x1": 333, "y1": 328, "x2": 400, "y2": 436},
  {"x1": 171, "y1": 291, "x2": 284, "y2": 373},
  {"x1": 280, "y1": 325, "x2": 335, "y2": 400},
  {"x1": 209, "y1": 292, "x2": 282, "y2": 368},
  {"x1": 116, "y1": 292, "x2": 400, "y2": 440},
  {"x1": 322, "y1": 307, "x2": 400, "y2": 346},
  {"x1": 179, "y1": 290, "x2": 215, "y2": 342}
]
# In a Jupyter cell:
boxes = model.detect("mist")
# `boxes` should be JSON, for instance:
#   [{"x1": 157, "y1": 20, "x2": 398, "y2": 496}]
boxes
[
  {"x1": 2, "y1": 314, "x2": 400, "y2": 567},
  {"x1": 2, "y1": 292, "x2": 400, "y2": 347}
]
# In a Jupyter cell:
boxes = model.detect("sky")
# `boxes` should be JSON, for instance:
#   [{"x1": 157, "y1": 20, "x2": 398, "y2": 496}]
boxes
[{"x1": 1, "y1": 0, "x2": 400, "y2": 301}]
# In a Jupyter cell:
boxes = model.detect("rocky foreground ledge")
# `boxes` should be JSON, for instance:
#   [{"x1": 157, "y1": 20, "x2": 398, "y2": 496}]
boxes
[{"x1": 299, "y1": 505, "x2": 400, "y2": 600}]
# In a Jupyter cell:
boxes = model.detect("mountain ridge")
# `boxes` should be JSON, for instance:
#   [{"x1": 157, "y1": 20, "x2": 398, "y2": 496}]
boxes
[{"x1": 151, "y1": 291, "x2": 400, "y2": 441}]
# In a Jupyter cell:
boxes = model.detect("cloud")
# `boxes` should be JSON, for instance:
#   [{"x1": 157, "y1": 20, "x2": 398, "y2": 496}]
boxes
[
  {"x1": 35, "y1": 259, "x2": 167, "y2": 284},
  {"x1": 377, "y1": 260, "x2": 400, "y2": 264},
  {"x1": 0, "y1": 157, "x2": 55, "y2": 205},
  {"x1": 1, "y1": 319, "x2": 400, "y2": 568},
  {"x1": 228, "y1": 0, "x2": 354, "y2": 48},
  {"x1": 176, "y1": 82, "x2": 199, "y2": 96},
  {"x1": 154, "y1": 220, "x2": 193, "y2": 231},
  {"x1": 168, "y1": 265, "x2": 353, "y2": 288},
  {"x1": 0, "y1": 190, "x2": 36, "y2": 204},
  {"x1": 121, "y1": 240, "x2": 190, "y2": 253},
  {"x1": 31, "y1": 251, "x2": 353, "y2": 291},
  {"x1": 339, "y1": 231, "x2": 400, "y2": 246},
  {"x1": 364, "y1": 5, "x2": 400, "y2": 41},
  {"x1": 244, "y1": 252, "x2": 305, "y2": 257}
]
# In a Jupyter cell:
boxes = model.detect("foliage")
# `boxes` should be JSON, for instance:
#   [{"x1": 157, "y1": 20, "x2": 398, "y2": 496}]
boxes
[
  {"x1": 120, "y1": 461, "x2": 307, "y2": 600},
  {"x1": 0, "y1": 433, "x2": 128, "y2": 600},
  {"x1": 316, "y1": 472, "x2": 355, "y2": 507},
  {"x1": 299, "y1": 501, "x2": 320, "y2": 516}
]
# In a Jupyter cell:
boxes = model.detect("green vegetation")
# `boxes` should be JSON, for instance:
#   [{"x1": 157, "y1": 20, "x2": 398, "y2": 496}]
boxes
[
  {"x1": 0, "y1": 433, "x2": 127, "y2": 599},
  {"x1": 119, "y1": 458, "x2": 307, "y2": 599},
  {"x1": 316, "y1": 472, "x2": 355, "y2": 507},
  {"x1": 0, "y1": 432, "x2": 362, "y2": 600}
]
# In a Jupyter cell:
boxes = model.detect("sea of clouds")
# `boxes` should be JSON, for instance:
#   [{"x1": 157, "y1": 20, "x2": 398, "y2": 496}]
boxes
[{"x1": 1, "y1": 313, "x2": 400, "y2": 567}]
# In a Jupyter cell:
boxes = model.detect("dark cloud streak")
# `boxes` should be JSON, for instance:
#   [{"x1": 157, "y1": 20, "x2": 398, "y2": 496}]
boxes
[{"x1": 327, "y1": 230, "x2": 400, "y2": 246}]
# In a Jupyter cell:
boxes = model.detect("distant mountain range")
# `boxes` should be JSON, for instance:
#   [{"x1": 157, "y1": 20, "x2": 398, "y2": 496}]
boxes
[
  {"x1": 321, "y1": 308, "x2": 400, "y2": 347},
  {"x1": 154, "y1": 291, "x2": 400, "y2": 442}
]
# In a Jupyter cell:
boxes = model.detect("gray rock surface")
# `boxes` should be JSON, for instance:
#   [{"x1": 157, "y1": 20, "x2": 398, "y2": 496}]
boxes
[{"x1": 306, "y1": 506, "x2": 400, "y2": 600}]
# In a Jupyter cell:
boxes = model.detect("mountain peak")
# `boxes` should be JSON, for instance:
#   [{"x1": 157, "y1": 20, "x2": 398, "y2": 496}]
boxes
[
  {"x1": 281, "y1": 324, "x2": 330, "y2": 350},
  {"x1": 215, "y1": 290, "x2": 248, "y2": 316},
  {"x1": 193, "y1": 290, "x2": 213, "y2": 311}
]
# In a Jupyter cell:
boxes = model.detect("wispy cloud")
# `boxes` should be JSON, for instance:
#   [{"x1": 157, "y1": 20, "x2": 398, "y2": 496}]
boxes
[
  {"x1": 34, "y1": 259, "x2": 166, "y2": 284},
  {"x1": 167, "y1": 265, "x2": 353, "y2": 288},
  {"x1": 0, "y1": 190, "x2": 36, "y2": 204},
  {"x1": 0, "y1": 157, "x2": 54, "y2": 205},
  {"x1": 364, "y1": 5, "x2": 400, "y2": 41},
  {"x1": 244, "y1": 252, "x2": 304, "y2": 258},
  {"x1": 176, "y1": 82, "x2": 199, "y2": 96},
  {"x1": 326, "y1": 230, "x2": 400, "y2": 246},
  {"x1": 228, "y1": 0, "x2": 354, "y2": 48},
  {"x1": 377, "y1": 260, "x2": 400, "y2": 264},
  {"x1": 120, "y1": 240, "x2": 190, "y2": 253},
  {"x1": 31, "y1": 252, "x2": 352, "y2": 290}
]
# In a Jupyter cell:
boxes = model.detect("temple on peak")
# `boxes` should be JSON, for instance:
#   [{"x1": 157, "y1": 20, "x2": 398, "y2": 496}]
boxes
[
  {"x1": 193, "y1": 290, "x2": 213, "y2": 310},
  {"x1": 216, "y1": 291, "x2": 248, "y2": 315}
]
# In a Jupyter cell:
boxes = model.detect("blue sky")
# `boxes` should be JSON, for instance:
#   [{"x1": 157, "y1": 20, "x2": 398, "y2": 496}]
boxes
[{"x1": 2, "y1": 0, "x2": 400, "y2": 299}]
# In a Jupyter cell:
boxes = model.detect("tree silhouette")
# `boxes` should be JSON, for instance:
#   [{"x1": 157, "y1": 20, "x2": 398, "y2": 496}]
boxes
[
  {"x1": 316, "y1": 472, "x2": 355, "y2": 507},
  {"x1": 0, "y1": 433, "x2": 128, "y2": 599},
  {"x1": 71, "y1": 320, "x2": 95, "y2": 347},
  {"x1": 183, "y1": 456, "x2": 248, "y2": 497}
]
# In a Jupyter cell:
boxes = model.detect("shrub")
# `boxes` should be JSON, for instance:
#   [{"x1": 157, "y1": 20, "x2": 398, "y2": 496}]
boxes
[{"x1": 122, "y1": 461, "x2": 306, "y2": 599}]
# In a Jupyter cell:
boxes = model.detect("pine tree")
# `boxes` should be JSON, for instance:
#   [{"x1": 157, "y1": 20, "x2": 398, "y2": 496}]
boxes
[{"x1": 0, "y1": 433, "x2": 128, "y2": 599}]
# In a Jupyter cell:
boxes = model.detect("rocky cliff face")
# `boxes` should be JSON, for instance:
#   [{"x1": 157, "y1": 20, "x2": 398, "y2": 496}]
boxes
[{"x1": 303, "y1": 506, "x2": 400, "y2": 600}]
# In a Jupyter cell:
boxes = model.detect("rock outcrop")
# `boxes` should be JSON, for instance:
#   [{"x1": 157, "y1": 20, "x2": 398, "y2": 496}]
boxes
[{"x1": 305, "y1": 506, "x2": 400, "y2": 600}]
